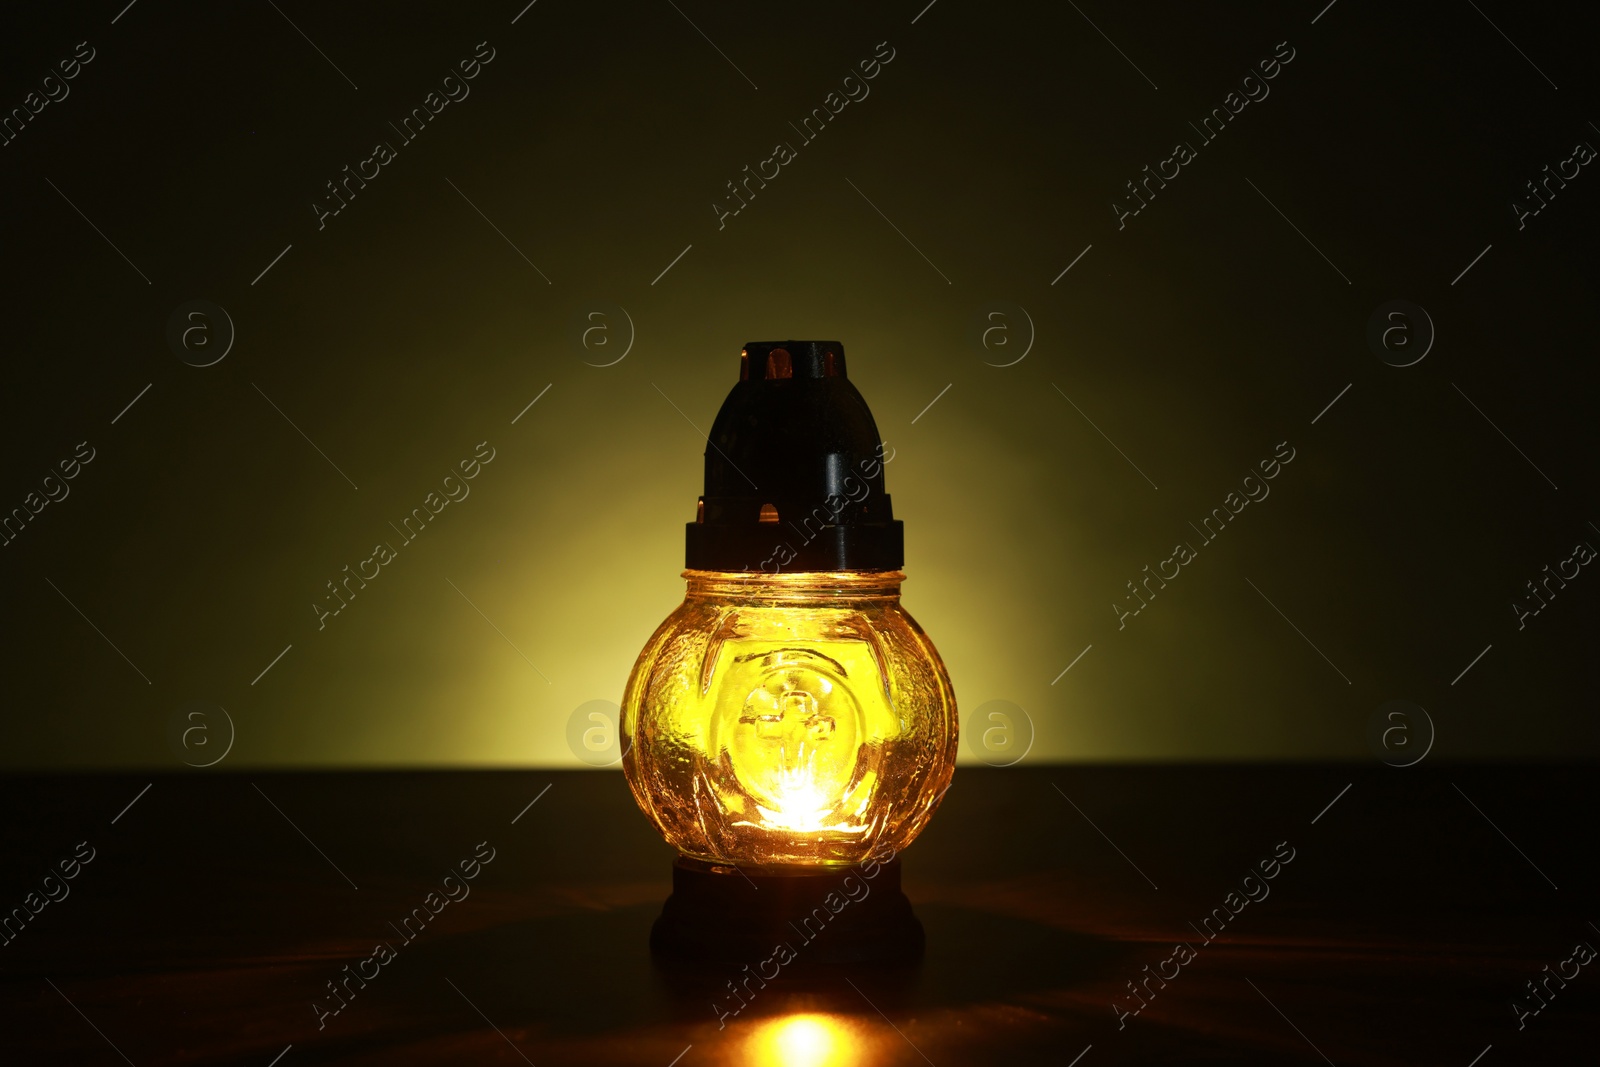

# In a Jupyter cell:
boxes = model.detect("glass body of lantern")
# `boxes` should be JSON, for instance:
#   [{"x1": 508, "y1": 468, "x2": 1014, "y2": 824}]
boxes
[{"x1": 622, "y1": 568, "x2": 955, "y2": 868}]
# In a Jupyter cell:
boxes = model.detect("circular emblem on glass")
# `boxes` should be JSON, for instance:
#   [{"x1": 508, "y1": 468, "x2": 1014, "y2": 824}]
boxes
[{"x1": 717, "y1": 647, "x2": 865, "y2": 831}]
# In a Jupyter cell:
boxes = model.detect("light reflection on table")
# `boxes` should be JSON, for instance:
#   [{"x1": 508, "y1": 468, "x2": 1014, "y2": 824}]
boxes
[{"x1": 746, "y1": 1013, "x2": 866, "y2": 1067}]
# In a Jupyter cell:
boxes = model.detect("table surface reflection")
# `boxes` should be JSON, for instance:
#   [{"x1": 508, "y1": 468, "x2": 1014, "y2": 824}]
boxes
[{"x1": 1, "y1": 765, "x2": 1594, "y2": 1065}]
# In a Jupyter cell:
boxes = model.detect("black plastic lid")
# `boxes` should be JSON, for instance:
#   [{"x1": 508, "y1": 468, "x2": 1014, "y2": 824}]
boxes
[{"x1": 685, "y1": 341, "x2": 903, "y2": 572}]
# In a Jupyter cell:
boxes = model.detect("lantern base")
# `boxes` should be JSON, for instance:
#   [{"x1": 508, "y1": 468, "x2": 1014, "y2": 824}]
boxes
[{"x1": 650, "y1": 857, "x2": 924, "y2": 966}]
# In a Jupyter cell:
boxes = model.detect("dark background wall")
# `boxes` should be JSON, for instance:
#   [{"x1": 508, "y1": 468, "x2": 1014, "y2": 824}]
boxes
[{"x1": 1, "y1": 0, "x2": 1595, "y2": 768}]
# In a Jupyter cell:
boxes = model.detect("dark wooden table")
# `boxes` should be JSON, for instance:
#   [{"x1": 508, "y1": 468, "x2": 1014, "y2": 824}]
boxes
[{"x1": 2, "y1": 766, "x2": 1593, "y2": 1065}]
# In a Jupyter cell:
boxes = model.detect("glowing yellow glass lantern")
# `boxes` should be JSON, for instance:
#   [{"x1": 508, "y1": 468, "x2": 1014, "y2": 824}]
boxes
[{"x1": 621, "y1": 341, "x2": 956, "y2": 960}]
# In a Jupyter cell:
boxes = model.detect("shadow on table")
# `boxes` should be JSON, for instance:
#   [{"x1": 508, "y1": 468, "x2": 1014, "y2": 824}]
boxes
[{"x1": 407, "y1": 900, "x2": 1128, "y2": 1037}]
